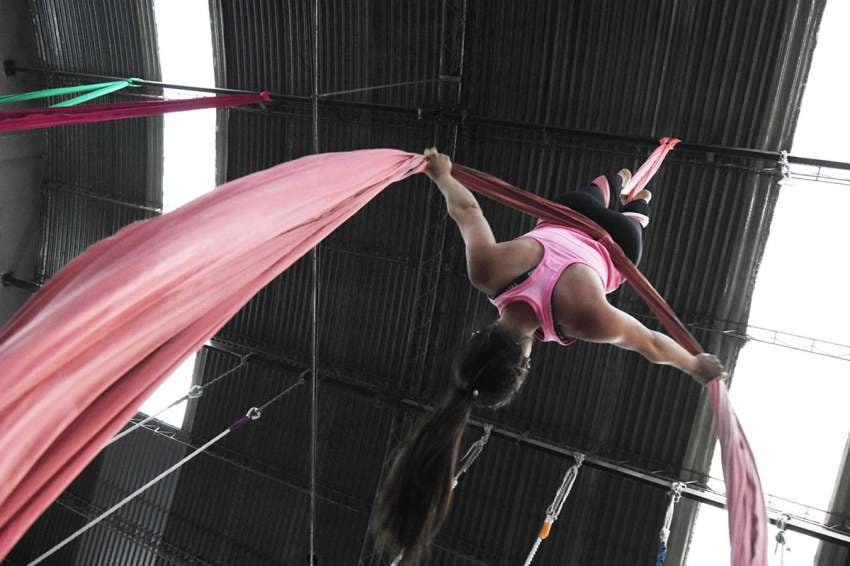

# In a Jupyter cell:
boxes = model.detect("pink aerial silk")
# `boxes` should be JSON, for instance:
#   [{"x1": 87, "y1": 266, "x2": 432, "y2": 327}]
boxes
[
  {"x1": 0, "y1": 92, "x2": 271, "y2": 133},
  {"x1": 0, "y1": 146, "x2": 766, "y2": 565},
  {"x1": 621, "y1": 136, "x2": 681, "y2": 201},
  {"x1": 453, "y1": 157, "x2": 767, "y2": 566}
]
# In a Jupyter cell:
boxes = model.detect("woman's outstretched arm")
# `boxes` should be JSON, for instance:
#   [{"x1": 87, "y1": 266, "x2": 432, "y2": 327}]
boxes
[{"x1": 570, "y1": 297, "x2": 725, "y2": 384}]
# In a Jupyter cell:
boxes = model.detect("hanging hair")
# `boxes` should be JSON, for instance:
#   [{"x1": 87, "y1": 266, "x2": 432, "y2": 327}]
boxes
[{"x1": 371, "y1": 322, "x2": 531, "y2": 565}]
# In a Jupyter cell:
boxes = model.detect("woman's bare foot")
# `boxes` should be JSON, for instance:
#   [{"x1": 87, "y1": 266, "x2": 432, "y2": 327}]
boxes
[
  {"x1": 630, "y1": 189, "x2": 652, "y2": 204},
  {"x1": 617, "y1": 169, "x2": 632, "y2": 204}
]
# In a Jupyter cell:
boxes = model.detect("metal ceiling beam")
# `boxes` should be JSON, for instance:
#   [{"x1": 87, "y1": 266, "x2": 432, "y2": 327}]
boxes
[
  {"x1": 625, "y1": 307, "x2": 850, "y2": 364},
  {"x1": 1, "y1": 271, "x2": 39, "y2": 292},
  {"x1": 9, "y1": 63, "x2": 850, "y2": 173},
  {"x1": 52, "y1": 496, "x2": 194, "y2": 566},
  {"x1": 11, "y1": 266, "x2": 848, "y2": 366},
  {"x1": 208, "y1": 337, "x2": 850, "y2": 549},
  {"x1": 48, "y1": 416, "x2": 491, "y2": 566},
  {"x1": 127, "y1": 406, "x2": 368, "y2": 515},
  {"x1": 54, "y1": 489, "x2": 263, "y2": 566},
  {"x1": 42, "y1": 179, "x2": 162, "y2": 213}
]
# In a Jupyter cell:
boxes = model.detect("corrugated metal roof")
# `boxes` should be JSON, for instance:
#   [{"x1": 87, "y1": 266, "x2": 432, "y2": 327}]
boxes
[
  {"x1": 462, "y1": 0, "x2": 809, "y2": 150},
  {"x1": 30, "y1": 0, "x2": 159, "y2": 78},
  {"x1": 10, "y1": 0, "x2": 833, "y2": 564},
  {"x1": 27, "y1": 0, "x2": 163, "y2": 280},
  {"x1": 37, "y1": 186, "x2": 157, "y2": 279},
  {"x1": 42, "y1": 118, "x2": 162, "y2": 206},
  {"x1": 213, "y1": 0, "x2": 443, "y2": 106},
  {"x1": 70, "y1": 432, "x2": 187, "y2": 566}
]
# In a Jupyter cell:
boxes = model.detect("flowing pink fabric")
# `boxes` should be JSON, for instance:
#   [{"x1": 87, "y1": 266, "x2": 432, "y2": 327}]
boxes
[
  {"x1": 0, "y1": 150, "x2": 424, "y2": 557},
  {"x1": 0, "y1": 146, "x2": 765, "y2": 564},
  {"x1": 622, "y1": 136, "x2": 681, "y2": 201},
  {"x1": 0, "y1": 92, "x2": 271, "y2": 133}
]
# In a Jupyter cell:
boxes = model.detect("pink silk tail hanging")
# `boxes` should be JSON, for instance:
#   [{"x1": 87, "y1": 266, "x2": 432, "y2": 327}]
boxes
[
  {"x1": 0, "y1": 144, "x2": 766, "y2": 565},
  {"x1": 0, "y1": 92, "x2": 271, "y2": 134}
]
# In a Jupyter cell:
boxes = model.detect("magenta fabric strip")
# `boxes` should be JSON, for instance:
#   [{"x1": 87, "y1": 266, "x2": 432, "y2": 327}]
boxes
[
  {"x1": 0, "y1": 146, "x2": 765, "y2": 564},
  {"x1": 0, "y1": 92, "x2": 271, "y2": 133}
]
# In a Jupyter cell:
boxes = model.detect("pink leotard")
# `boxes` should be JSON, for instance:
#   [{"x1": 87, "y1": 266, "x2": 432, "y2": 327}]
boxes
[{"x1": 489, "y1": 222, "x2": 624, "y2": 345}]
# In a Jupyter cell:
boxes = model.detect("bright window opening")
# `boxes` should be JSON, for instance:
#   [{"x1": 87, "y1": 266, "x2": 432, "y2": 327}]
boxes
[
  {"x1": 139, "y1": 0, "x2": 217, "y2": 429},
  {"x1": 687, "y1": 1, "x2": 850, "y2": 564}
]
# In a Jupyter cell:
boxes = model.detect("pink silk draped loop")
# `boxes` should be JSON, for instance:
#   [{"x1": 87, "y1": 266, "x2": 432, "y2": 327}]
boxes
[
  {"x1": 0, "y1": 92, "x2": 271, "y2": 133},
  {"x1": 0, "y1": 149, "x2": 425, "y2": 558},
  {"x1": 0, "y1": 146, "x2": 766, "y2": 566},
  {"x1": 452, "y1": 158, "x2": 767, "y2": 566},
  {"x1": 623, "y1": 136, "x2": 681, "y2": 201}
]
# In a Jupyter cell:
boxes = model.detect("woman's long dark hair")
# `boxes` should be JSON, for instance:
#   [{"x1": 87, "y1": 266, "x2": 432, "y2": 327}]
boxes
[{"x1": 371, "y1": 323, "x2": 531, "y2": 565}]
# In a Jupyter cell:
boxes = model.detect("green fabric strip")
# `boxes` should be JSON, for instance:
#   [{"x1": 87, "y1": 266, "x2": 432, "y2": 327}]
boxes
[
  {"x1": 0, "y1": 79, "x2": 137, "y2": 106},
  {"x1": 51, "y1": 80, "x2": 134, "y2": 107}
]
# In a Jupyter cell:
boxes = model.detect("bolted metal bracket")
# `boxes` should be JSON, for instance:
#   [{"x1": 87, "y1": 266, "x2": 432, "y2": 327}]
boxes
[
  {"x1": 187, "y1": 385, "x2": 204, "y2": 399},
  {"x1": 777, "y1": 150, "x2": 791, "y2": 185},
  {"x1": 416, "y1": 102, "x2": 466, "y2": 124},
  {"x1": 2, "y1": 271, "x2": 40, "y2": 292}
]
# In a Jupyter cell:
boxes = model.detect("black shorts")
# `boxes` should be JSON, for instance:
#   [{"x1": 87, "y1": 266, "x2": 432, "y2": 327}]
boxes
[{"x1": 550, "y1": 174, "x2": 647, "y2": 265}]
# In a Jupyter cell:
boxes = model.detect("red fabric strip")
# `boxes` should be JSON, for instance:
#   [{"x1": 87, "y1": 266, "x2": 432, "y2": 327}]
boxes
[{"x1": 0, "y1": 92, "x2": 271, "y2": 133}]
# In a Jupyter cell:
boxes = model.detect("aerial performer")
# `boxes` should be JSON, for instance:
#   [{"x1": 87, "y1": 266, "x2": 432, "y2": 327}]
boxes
[
  {"x1": 372, "y1": 148, "x2": 726, "y2": 564},
  {"x1": 0, "y1": 139, "x2": 763, "y2": 564}
]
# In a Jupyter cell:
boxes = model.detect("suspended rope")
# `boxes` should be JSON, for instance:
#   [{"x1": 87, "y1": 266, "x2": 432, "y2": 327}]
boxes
[
  {"x1": 522, "y1": 453, "x2": 585, "y2": 566},
  {"x1": 453, "y1": 424, "x2": 493, "y2": 489},
  {"x1": 309, "y1": 1, "x2": 320, "y2": 564},
  {"x1": 28, "y1": 377, "x2": 305, "y2": 565},
  {"x1": 656, "y1": 482, "x2": 685, "y2": 566},
  {"x1": 0, "y1": 91, "x2": 270, "y2": 134},
  {"x1": 106, "y1": 352, "x2": 253, "y2": 446},
  {"x1": 0, "y1": 79, "x2": 138, "y2": 107},
  {"x1": 774, "y1": 514, "x2": 790, "y2": 566}
]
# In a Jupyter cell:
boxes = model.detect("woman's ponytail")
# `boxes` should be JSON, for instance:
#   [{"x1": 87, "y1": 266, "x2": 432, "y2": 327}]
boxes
[
  {"x1": 371, "y1": 389, "x2": 473, "y2": 565},
  {"x1": 372, "y1": 322, "x2": 531, "y2": 564}
]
